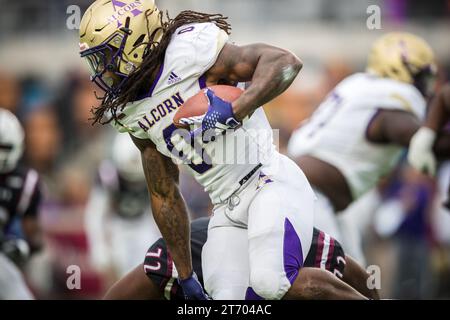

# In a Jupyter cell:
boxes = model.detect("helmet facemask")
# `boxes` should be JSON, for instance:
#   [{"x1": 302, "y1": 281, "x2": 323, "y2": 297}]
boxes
[
  {"x1": 402, "y1": 56, "x2": 437, "y2": 98},
  {"x1": 79, "y1": 0, "x2": 164, "y2": 98},
  {"x1": 80, "y1": 21, "x2": 134, "y2": 95}
]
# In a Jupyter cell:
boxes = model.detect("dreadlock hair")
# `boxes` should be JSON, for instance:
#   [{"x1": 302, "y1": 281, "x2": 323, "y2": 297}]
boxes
[{"x1": 92, "y1": 10, "x2": 231, "y2": 125}]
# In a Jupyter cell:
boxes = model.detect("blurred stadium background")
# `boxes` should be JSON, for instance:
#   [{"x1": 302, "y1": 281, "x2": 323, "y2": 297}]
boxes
[{"x1": 0, "y1": 0, "x2": 449, "y2": 299}]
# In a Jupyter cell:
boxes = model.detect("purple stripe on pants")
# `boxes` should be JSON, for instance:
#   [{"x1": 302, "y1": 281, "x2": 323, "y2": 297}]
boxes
[
  {"x1": 245, "y1": 218, "x2": 304, "y2": 300},
  {"x1": 284, "y1": 217, "x2": 303, "y2": 284},
  {"x1": 245, "y1": 287, "x2": 264, "y2": 300}
]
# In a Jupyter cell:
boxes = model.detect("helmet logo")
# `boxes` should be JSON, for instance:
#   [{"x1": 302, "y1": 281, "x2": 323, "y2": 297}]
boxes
[{"x1": 109, "y1": 0, "x2": 143, "y2": 28}]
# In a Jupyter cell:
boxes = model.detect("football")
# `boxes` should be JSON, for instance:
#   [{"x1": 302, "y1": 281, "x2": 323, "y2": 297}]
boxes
[{"x1": 173, "y1": 85, "x2": 244, "y2": 129}]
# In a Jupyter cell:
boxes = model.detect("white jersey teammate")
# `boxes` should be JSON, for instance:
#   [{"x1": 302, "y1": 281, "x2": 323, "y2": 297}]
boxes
[{"x1": 288, "y1": 33, "x2": 450, "y2": 262}]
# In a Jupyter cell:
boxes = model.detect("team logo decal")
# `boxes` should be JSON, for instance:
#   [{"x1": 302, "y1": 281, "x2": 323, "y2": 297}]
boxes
[
  {"x1": 108, "y1": 0, "x2": 143, "y2": 28},
  {"x1": 256, "y1": 172, "x2": 273, "y2": 190},
  {"x1": 168, "y1": 72, "x2": 182, "y2": 85}
]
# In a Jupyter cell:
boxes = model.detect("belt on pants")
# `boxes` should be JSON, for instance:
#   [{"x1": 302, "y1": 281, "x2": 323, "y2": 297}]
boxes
[
  {"x1": 227, "y1": 163, "x2": 263, "y2": 211},
  {"x1": 238, "y1": 163, "x2": 262, "y2": 187}
]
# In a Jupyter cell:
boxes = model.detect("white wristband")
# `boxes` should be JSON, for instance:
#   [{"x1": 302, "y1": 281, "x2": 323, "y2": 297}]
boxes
[{"x1": 412, "y1": 127, "x2": 437, "y2": 149}]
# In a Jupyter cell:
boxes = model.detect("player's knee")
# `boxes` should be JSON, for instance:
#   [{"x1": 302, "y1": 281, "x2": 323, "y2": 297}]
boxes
[
  {"x1": 211, "y1": 289, "x2": 244, "y2": 300},
  {"x1": 249, "y1": 268, "x2": 289, "y2": 300},
  {"x1": 205, "y1": 279, "x2": 247, "y2": 300}
]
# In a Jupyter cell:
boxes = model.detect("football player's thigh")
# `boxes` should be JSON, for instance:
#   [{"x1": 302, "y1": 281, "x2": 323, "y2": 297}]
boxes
[
  {"x1": 247, "y1": 177, "x2": 315, "y2": 300},
  {"x1": 202, "y1": 223, "x2": 249, "y2": 300}
]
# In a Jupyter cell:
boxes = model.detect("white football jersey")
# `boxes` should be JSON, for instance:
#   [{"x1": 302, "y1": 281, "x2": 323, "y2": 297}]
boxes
[
  {"x1": 288, "y1": 73, "x2": 426, "y2": 200},
  {"x1": 113, "y1": 23, "x2": 276, "y2": 204}
]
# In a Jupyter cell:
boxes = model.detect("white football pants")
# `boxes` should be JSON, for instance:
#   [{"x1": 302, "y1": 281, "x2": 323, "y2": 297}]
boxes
[{"x1": 202, "y1": 154, "x2": 315, "y2": 300}]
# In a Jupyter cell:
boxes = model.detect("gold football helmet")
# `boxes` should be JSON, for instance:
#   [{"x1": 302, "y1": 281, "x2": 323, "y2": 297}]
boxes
[
  {"x1": 79, "y1": 0, "x2": 162, "y2": 93},
  {"x1": 366, "y1": 32, "x2": 437, "y2": 96}
]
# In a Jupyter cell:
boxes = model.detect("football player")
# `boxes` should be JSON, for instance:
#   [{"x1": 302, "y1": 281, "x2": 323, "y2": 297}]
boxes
[
  {"x1": 287, "y1": 33, "x2": 450, "y2": 262},
  {"x1": 103, "y1": 217, "x2": 379, "y2": 300},
  {"x1": 408, "y1": 83, "x2": 450, "y2": 209},
  {"x1": 79, "y1": 0, "x2": 347, "y2": 300},
  {"x1": 85, "y1": 133, "x2": 161, "y2": 281},
  {"x1": 0, "y1": 108, "x2": 43, "y2": 300}
]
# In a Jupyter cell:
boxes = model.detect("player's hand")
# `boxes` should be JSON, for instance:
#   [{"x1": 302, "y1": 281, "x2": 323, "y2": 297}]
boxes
[
  {"x1": 180, "y1": 88, "x2": 241, "y2": 142},
  {"x1": 178, "y1": 272, "x2": 210, "y2": 300},
  {"x1": 407, "y1": 127, "x2": 437, "y2": 176}
]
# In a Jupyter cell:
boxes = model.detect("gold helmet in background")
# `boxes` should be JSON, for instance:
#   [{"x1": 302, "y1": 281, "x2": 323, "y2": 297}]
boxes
[
  {"x1": 79, "y1": 0, "x2": 162, "y2": 93},
  {"x1": 367, "y1": 32, "x2": 437, "y2": 96}
]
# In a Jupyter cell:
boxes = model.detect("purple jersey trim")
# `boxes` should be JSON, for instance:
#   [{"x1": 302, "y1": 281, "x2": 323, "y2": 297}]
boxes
[
  {"x1": 148, "y1": 63, "x2": 165, "y2": 97},
  {"x1": 283, "y1": 217, "x2": 303, "y2": 285},
  {"x1": 365, "y1": 108, "x2": 383, "y2": 142},
  {"x1": 198, "y1": 74, "x2": 207, "y2": 89}
]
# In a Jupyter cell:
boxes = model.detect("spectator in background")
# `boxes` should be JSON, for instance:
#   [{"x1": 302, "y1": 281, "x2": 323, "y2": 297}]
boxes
[
  {"x1": 18, "y1": 76, "x2": 51, "y2": 120},
  {"x1": 54, "y1": 70, "x2": 113, "y2": 181},
  {"x1": 84, "y1": 134, "x2": 161, "y2": 289},
  {"x1": 0, "y1": 72, "x2": 21, "y2": 115},
  {"x1": 179, "y1": 169, "x2": 212, "y2": 220},
  {"x1": 23, "y1": 108, "x2": 61, "y2": 175},
  {"x1": 372, "y1": 164, "x2": 436, "y2": 299}
]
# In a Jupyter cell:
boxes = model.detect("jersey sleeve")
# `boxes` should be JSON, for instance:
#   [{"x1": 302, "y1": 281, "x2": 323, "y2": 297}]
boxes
[
  {"x1": 192, "y1": 23, "x2": 229, "y2": 76},
  {"x1": 380, "y1": 83, "x2": 427, "y2": 121},
  {"x1": 166, "y1": 23, "x2": 229, "y2": 79}
]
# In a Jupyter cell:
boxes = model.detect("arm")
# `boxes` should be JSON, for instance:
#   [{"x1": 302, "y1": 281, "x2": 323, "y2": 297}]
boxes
[
  {"x1": 130, "y1": 135, "x2": 193, "y2": 280},
  {"x1": 424, "y1": 84, "x2": 450, "y2": 132},
  {"x1": 367, "y1": 109, "x2": 421, "y2": 147},
  {"x1": 429, "y1": 85, "x2": 450, "y2": 158},
  {"x1": 206, "y1": 43, "x2": 303, "y2": 121},
  {"x1": 367, "y1": 109, "x2": 450, "y2": 162},
  {"x1": 342, "y1": 255, "x2": 380, "y2": 300},
  {"x1": 285, "y1": 267, "x2": 368, "y2": 300},
  {"x1": 407, "y1": 85, "x2": 450, "y2": 174},
  {"x1": 104, "y1": 264, "x2": 163, "y2": 300}
]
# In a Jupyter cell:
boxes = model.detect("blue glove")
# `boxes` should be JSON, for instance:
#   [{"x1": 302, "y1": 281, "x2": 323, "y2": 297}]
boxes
[
  {"x1": 180, "y1": 88, "x2": 241, "y2": 142},
  {"x1": 202, "y1": 88, "x2": 240, "y2": 131},
  {"x1": 177, "y1": 272, "x2": 210, "y2": 300}
]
